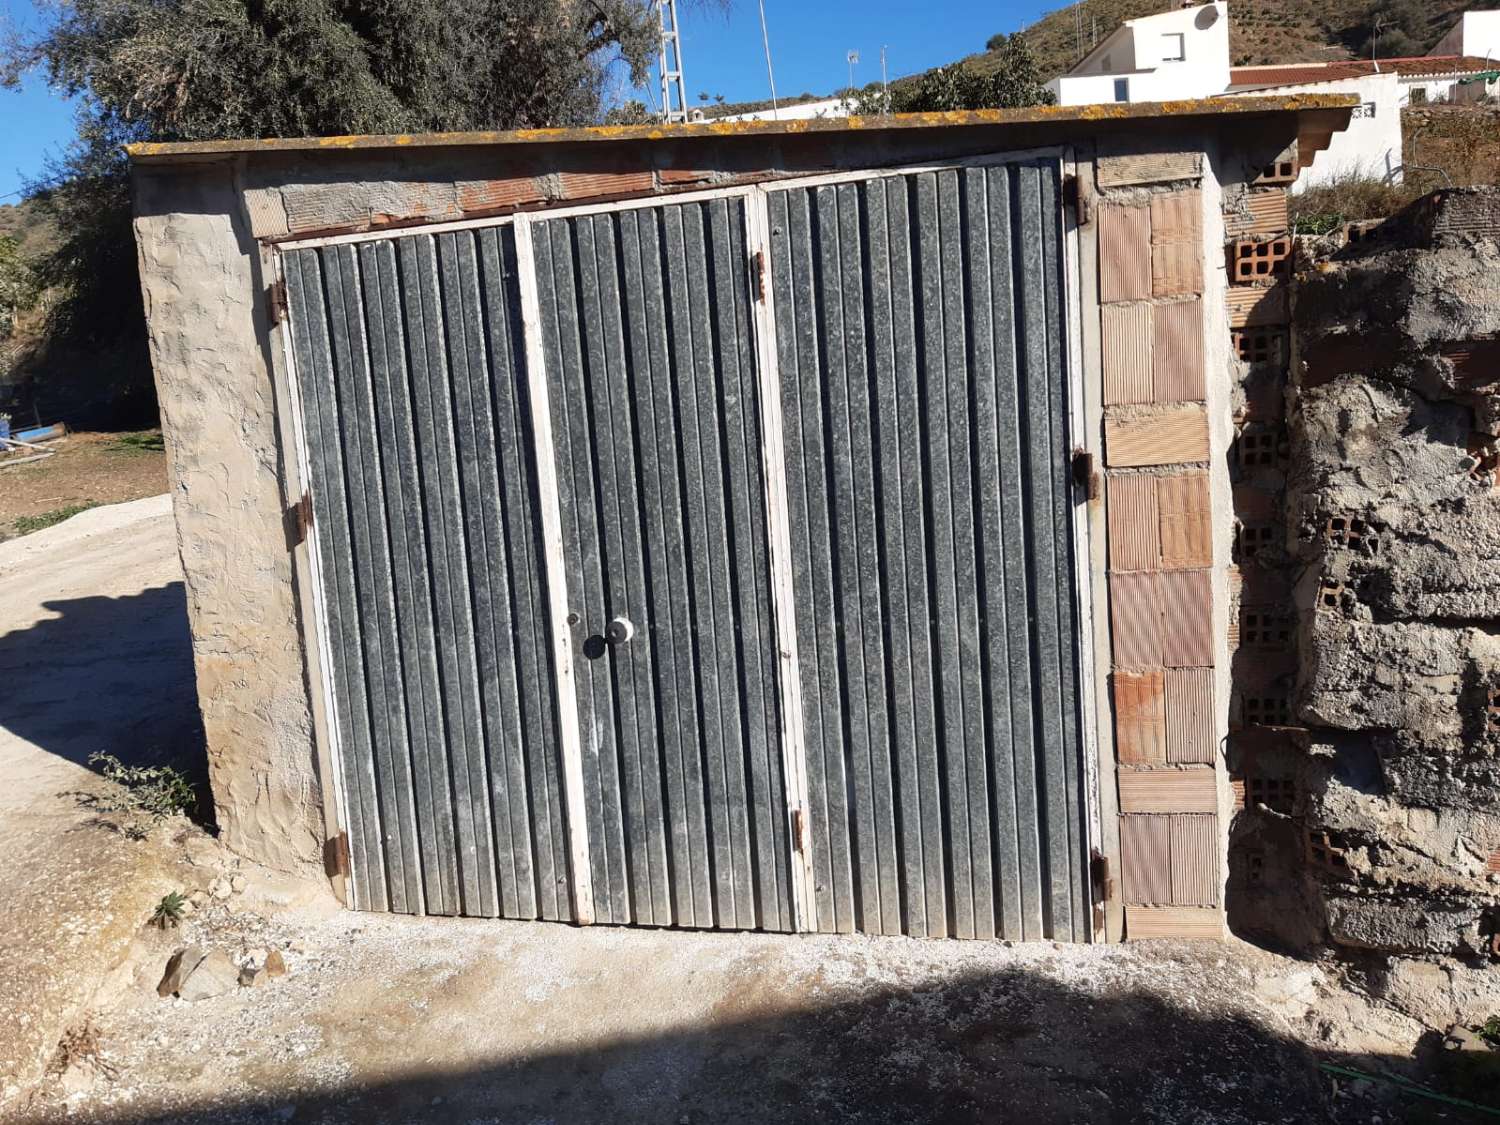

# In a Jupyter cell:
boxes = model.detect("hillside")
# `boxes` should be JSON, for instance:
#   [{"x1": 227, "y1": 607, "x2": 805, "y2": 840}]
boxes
[
  {"x1": 0, "y1": 197, "x2": 58, "y2": 259},
  {"x1": 987, "y1": 0, "x2": 1488, "y2": 79}
]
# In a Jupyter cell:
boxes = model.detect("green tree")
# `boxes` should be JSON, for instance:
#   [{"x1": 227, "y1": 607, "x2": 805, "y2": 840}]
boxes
[
  {"x1": 1351, "y1": 0, "x2": 1429, "y2": 60},
  {"x1": 989, "y1": 33, "x2": 1051, "y2": 109},
  {"x1": 0, "y1": 234, "x2": 32, "y2": 342},
  {"x1": 855, "y1": 35, "x2": 1054, "y2": 115},
  {"x1": 1, "y1": 0, "x2": 664, "y2": 423},
  {"x1": 0, "y1": 232, "x2": 35, "y2": 385},
  {"x1": 603, "y1": 98, "x2": 652, "y2": 126}
]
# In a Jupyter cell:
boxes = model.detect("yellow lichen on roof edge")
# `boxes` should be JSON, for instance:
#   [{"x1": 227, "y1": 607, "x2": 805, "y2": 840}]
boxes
[{"x1": 125, "y1": 95, "x2": 1358, "y2": 161}]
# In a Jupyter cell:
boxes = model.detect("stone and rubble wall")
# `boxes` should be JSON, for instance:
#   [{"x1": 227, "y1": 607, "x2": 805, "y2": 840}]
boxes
[{"x1": 1227, "y1": 187, "x2": 1500, "y2": 1027}]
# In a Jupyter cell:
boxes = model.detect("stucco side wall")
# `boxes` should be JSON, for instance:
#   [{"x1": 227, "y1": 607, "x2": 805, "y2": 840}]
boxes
[{"x1": 134, "y1": 164, "x2": 324, "y2": 874}]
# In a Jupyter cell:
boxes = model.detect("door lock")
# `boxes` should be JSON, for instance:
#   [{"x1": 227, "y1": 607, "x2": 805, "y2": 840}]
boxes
[{"x1": 605, "y1": 616, "x2": 635, "y2": 645}]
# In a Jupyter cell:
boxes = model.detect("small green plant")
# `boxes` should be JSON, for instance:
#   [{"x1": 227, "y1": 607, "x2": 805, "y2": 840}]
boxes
[
  {"x1": 110, "y1": 430, "x2": 165, "y2": 454},
  {"x1": 1481, "y1": 1015, "x2": 1500, "y2": 1047},
  {"x1": 87, "y1": 752, "x2": 197, "y2": 823},
  {"x1": 13, "y1": 502, "x2": 99, "y2": 535},
  {"x1": 151, "y1": 891, "x2": 188, "y2": 929}
]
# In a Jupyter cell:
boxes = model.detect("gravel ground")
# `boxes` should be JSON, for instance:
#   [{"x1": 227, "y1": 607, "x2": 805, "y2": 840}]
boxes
[
  {"x1": 6, "y1": 877, "x2": 1442, "y2": 1125},
  {"x1": 0, "y1": 492, "x2": 1476, "y2": 1125}
]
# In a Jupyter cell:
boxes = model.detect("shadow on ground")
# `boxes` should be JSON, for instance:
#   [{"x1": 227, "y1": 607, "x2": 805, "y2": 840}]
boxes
[
  {"x1": 35, "y1": 961, "x2": 1500, "y2": 1125},
  {"x1": 0, "y1": 583, "x2": 209, "y2": 795}
]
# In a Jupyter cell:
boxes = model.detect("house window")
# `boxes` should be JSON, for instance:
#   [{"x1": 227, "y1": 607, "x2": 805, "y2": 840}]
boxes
[
  {"x1": 1113, "y1": 77, "x2": 1129, "y2": 102},
  {"x1": 1410, "y1": 87, "x2": 1427, "y2": 105},
  {"x1": 1163, "y1": 33, "x2": 1186, "y2": 61}
]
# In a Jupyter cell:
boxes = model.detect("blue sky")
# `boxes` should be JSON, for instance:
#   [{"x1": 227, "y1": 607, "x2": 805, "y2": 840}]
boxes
[
  {"x1": 1, "y1": 0, "x2": 79, "y2": 201},
  {"x1": 0, "y1": 0, "x2": 1053, "y2": 201}
]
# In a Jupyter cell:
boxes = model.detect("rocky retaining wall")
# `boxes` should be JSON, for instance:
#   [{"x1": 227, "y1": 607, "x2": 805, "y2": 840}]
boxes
[{"x1": 1227, "y1": 188, "x2": 1500, "y2": 1028}]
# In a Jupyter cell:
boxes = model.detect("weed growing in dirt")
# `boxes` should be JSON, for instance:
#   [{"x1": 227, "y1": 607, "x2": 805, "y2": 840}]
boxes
[
  {"x1": 50, "y1": 1018, "x2": 103, "y2": 1073},
  {"x1": 13, "y1": 501, "x2": 98, "y2": 535},
  {"x1": 1482, "y1": 1015, "x2": 1500, "y2": 1047},
  {"x1": 111, "y1": 430, "x2": 165, "y2": 454},
  {"x1": 151, "y1": 891, "x2": 188, "y2": 929},
  {"x1": 87, "y1": 752, "x2": 197, "y2": 825},
  {"x1": 1289, "y1": 172, "x2": 1419, "y2": 234}
]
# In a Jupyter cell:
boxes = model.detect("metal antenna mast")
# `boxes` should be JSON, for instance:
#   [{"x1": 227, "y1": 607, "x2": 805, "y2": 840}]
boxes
[
  {"x1": 758, "y1": 0, "x2": 780, "y2": 119},
  {"x1": 655, "y1": 0, "x2": 689, "y2": 123}
]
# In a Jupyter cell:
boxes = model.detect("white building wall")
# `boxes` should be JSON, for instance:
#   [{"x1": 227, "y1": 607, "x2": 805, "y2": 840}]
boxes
[
  {"x1": 718, "y1": 98, "x2": 847, "y2": 123},
  {"x1": 1429, "y1": 11, "x2": 1500, "y2": 61},
  {"x1": 1262, "y1": 73, "x2": 1404, "y2": 191},
  {"x1": 1398, "y1": 73, "x2": 1500, "y2": 107},
  {"x1": 1048, "y1": 2, "x2": 1229, "y2": 105}
]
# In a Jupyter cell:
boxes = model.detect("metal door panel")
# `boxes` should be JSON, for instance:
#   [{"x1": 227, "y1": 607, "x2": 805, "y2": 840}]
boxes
[
  {"x1": 767, "y1": 160, "x2": 1089, "y2": 941},
  {"x1": 284, "y1": 227, "x2": 571, "y2": 919},
  {"x1": 529, "y1": 197, "x2": 794, "y2": 931}
]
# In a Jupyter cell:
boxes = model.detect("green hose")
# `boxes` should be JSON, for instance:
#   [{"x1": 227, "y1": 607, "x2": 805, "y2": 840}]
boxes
[{"x1": 1319, "y1": 1062, "x2": 1500, "y2": 1118}]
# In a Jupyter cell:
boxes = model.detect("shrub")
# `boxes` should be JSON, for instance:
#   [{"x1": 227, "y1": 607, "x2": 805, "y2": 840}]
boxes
[
  {"x1": 88, "y1": 751, "x2": 197, "y2": 823},
  {"x1": 1288, "y1": 172, "x2": 1417, "y2": 234}
]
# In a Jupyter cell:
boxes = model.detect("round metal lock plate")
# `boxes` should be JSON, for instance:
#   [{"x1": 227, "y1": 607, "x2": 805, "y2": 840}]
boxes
[{"x1": 605, "y1": 616, "x2": 635, "y2": 645}]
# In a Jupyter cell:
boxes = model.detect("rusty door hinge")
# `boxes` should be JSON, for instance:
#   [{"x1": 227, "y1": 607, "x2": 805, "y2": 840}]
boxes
[
  {"x1": 1062, "y1": 173, "x2": 1092, "y2": 226},
  {"x1": 1090, "y1": 849, "x2": 1115, "y2": 903},
  {"x1": 791, "y1": 807, "x2": 806, "y2": 853},
  {"x1": 324, "y1": 831, "x2": 351, "y2": 878},
  {"x1": 751, "y1": 249, "x2": 767, "y2": 304},
  {"x1": 268, "y1": 277, "x2": 288, "y2": 326},
  {"x1": 284, "y1": 491, "x2": 313, "y2": 549},
  {"x1": 1071, "y1": 447, "x2": 1100, "y2": 501}
]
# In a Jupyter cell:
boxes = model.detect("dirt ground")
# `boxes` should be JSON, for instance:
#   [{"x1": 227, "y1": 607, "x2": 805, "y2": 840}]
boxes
[
  {"x1": 0, "y1": 497, "x2": 1491, "y2": 1125},
  {"x1": 0, "y1": 496, "x2": 206, "y2": 1105},
  {"x1": 0, "y1": 432, "x2": 169, "y2": 540},
  {"x1": 10, "y1": 891, "x2": 1443, "y2": 1125}
]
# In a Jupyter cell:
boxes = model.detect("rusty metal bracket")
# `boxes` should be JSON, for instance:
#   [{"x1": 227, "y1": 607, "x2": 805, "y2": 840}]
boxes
[
  {"x1": 1090, "y1": 848, "x2": 1114, "y2": 903},
  {"x1": 1062, "y1": 172, "x2": 1091, "y2": 226},
  {"x1": 323, "y1": 831, "x2": 350, "y2": 878},
  {"x1": 1071, "y1": 447, "x2": 1100, "y2": 501},
  {"x1": 283, "y1": 491, "x2": 313, "y2": 549},
  {"x1": 268, "y1": 277, "x2": 288, "y2": 326}
]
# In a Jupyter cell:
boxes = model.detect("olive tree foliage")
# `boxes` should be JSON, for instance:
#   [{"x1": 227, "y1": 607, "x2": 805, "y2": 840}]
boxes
[
  {"x1": 0, "y1": 0, "x2": 663, "y2": 420},
  {"x1": 851, "y1": 33, "x2": 1053, "y2": 115},
  {"x1": 0, "y1": 233, "x2": 35, "y2": 381},
  {"x1": 0, "y1": 235, "x2": 32, "y2": 341}
]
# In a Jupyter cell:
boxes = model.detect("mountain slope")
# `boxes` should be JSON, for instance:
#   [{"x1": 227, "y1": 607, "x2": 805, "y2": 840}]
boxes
[{"x1": 994, "y1": 0, "x2": 1487, "y2": 79}]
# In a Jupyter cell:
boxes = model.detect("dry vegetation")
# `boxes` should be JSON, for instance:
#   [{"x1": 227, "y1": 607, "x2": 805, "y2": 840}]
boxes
[
  {"x1": 1405, "y1": 105, "x2": 1500, "y2": 189},
  {"x1": 0, "y1": 197, "x2": 58, "y2": 259},
  {"x1": 1289, "y1": 105, "x2": 1500, "y2": 231}
]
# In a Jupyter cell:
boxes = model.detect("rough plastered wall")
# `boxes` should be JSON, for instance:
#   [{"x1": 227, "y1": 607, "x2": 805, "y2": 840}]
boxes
[
  {"x1": 134, "y1": 163, "x2": 324, "y2": 874},
  {"x1": 1228, "y1": 188, "x2": 1500, "y2": 1027}
]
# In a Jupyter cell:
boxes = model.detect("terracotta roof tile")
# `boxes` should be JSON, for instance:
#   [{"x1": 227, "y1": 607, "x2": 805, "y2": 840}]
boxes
[{"x1": 1229, "y1": 55, "x2": 1498, "y2": 90}]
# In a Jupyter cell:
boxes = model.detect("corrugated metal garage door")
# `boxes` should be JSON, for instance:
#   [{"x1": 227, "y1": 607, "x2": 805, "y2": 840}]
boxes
[
  {"x1": 284, "y1": 230, "x2": 574, "y2": 920},
  {"x1": 280, "y1": 155, "x2": 1090, "y2": 939},
  {"x1": 766, "y1": 163, "x2": 1088, "y2": 941},
  {"x1": 527, "y1": 200, "x2": 795, "y2": 930}
]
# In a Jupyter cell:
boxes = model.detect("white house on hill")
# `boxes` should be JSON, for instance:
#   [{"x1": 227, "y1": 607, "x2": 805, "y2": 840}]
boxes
[
  {"x1": 1047, "y1": 3, "x2": 1500, "y2": 190},
  {"x1": 1047, "y1": 2, "x2": 1229, "y2": 105},
  {"x1": 1429, "y1": 10, "x2": 1500, "y2": 66}
]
